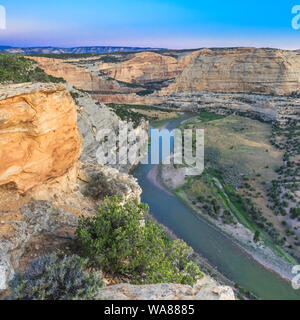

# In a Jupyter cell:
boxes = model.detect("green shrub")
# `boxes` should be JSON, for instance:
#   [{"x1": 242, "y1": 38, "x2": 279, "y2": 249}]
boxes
[
  {"x1": 76, "y1": 196, "x2": 202, "y2": 285},
  {"x1": 0, "y1": 54, "x2": 65, "y2": 84},
  {"x1": 254, "y1": 230, "x2": 260, "y2": 243},
  {"x1": 8, "y1": 253, "x2": 103, "y2": 300}
]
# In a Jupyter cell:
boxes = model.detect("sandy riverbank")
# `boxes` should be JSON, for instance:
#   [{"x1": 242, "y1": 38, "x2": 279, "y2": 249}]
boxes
[{"x1": 148, "y1": 163, "x2": 296, "y2": 285}]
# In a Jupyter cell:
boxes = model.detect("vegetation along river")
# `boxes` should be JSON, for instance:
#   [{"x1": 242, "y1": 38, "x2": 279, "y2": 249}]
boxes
[{"x1": 133, "y1": 114, "x2": 300, "y2": 300}]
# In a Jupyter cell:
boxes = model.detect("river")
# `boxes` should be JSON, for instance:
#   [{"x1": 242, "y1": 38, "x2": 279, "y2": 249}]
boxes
[{"x1": 133, "y1": 115, "x2": 300, "y2": 300}]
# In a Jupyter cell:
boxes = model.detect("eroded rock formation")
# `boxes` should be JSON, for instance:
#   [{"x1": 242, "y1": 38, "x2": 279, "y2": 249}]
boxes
[
  {"x1": 98, "y1": 51, "x2": 184, "y2": 83},
  {"x1": 161, "y1": 48, "x2": 300, "y2": 95},
  {"x1": 0, "y1": 83, "x2": 81, "y2": 193},
  {"x1": 0, "y1": 83, "x2": 146, "y2": 292},
  {"x1": 30, "y1": 57, "x2": 123, "y2": 92}
]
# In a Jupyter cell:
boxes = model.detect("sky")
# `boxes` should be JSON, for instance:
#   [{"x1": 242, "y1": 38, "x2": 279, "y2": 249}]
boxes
[{"x1": 0, "y1": 0, "x2": 299, "y2": 49}]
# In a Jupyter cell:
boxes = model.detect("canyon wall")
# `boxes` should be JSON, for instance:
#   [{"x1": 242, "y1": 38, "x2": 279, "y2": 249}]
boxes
[
  {"x1": 31, "y1": 48, "x2": 300, "y2": 121},
  {"x1": 0, "y1": 83, "x2": 81, "y2": 193},
  {"x1": 0, "y1": 83, "x2": 144, "y2": 292},
  {"x1": 98, "y1": 51, "x2": 185, "y2": 83},
  {"x1": 30, "y1": 57, "x2": 123, "y2": 92},
  {"x1": 161, "y1": 48, "x2": 300, "y2": 95}
]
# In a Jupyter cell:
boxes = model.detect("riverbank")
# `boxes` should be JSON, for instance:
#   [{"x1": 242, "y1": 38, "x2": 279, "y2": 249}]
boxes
[
  {"x1": 133, "y1": 114, "x2": 300, "y2": 299},
  {"x1": 153, "y1": 162, "x2": 295, "y2": 284}
]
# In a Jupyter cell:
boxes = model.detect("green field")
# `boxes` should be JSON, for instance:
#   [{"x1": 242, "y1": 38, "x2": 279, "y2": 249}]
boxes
[{"x1": 174, "y1": 112, "x2": 298, "y2": 263}]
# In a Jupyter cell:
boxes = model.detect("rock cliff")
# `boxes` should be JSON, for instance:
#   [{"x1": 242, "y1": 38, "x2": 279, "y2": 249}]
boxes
[
  {"x1": 0, "y1": 83, "x2": 81, "y2": 193},
  {"x1": 32, "y1": 48, "x2": 300, "y2": 98},
  {"x1": 98, "y1": 51, "x2": 184, "y2": 83},
  {"x1": 30, "y1": 48, "x2": 300, "y2": 124},
  {"x1": 161, "y1": 48, "x2": 300, "y2": 95},
  {"x1": 0, "y1": 83, "x2": 144, "y2": 293},
  {"x1": 0, "y1": 81, "x2": 235, "y2": 300},
  {"x1": 29, "y1": 57, "x2": 123, "y2": 93}
]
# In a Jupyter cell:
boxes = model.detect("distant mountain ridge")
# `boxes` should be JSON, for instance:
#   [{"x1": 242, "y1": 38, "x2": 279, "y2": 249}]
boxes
[{"x1": 0, "y1": 46, "x2": 165, "y2": 55}]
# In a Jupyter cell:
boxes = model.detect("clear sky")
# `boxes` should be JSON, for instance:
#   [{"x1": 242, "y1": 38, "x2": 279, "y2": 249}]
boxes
[{"x1": 0, "y1": 0, "x2": 299, "y2": 49}]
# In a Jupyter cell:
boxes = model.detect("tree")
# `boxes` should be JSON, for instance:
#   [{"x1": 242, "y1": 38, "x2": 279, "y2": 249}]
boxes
[
  {"x1": 76, "y1": 196, "x2": 202, "y2": 285},
  {"x1": 254, "y1": 230, "x2": 261, "y2": 243}
]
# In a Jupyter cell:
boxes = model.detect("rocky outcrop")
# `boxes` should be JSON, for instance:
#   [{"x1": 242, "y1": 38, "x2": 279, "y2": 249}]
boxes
[
  {"x1": 32, "y1": 48, "x2": 300, "y2": 107},
  {"x1": 161, "y1": 48, "x2": 300, "y2": 95},
  {"x1": 99, "y1": 276, "x2": 235, "y2": 300},
  {"x1": 163, "y1": 91, "x2": 300, "y2": 121},
  {"x1": 0, "y1": 83, "x2": 145, "y2": 293},
  {"x1": 74, "y1": 90, "x2": 148, "y2": 173},
  {"x1": 0, "y1": 83, "x2": 81, "y2": 193},
  {"x1": 98, "y1": 51, "x2": 184, "y2": 83},
  {"x1": 0, "y1": 200, "x2": 79, "y2": 291},
  {"x1": 79, "y1": 161, "x2": 142, "y2": 202},
  {"x1": 29, "y1": 57, "x2": 123, "y2": 93}
]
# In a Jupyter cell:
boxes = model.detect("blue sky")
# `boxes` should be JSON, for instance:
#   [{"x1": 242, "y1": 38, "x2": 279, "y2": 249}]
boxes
[{"x1": 0, "y1": 0, "x2": 299, "y2": 49}]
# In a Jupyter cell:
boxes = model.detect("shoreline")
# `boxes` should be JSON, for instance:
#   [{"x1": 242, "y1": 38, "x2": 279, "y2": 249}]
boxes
[{"x1": 148, "y1": 163, "x2": 295, "y2": 286}]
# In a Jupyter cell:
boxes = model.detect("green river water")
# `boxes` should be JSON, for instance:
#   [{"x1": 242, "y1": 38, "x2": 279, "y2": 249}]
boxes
[{"x1": 133, "y1": 115, "x2": 300, "y2": 300}]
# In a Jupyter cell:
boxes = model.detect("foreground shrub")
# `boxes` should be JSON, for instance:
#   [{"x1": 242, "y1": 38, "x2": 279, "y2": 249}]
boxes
[
  {"x1": 76, "y1": 196, "x2": 202, "y2": 285},
  {"x1": 9, "y1": 253, "x2": 103, "y2": 300}
]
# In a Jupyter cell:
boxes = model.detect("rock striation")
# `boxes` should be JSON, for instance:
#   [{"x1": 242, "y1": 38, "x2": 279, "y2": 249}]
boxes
[
  {"x1": 31, "y1": 48, "x2": 300, "y2": 122},
  {"x1": 161, "y1": 48, "x2": 300, "y2": 95},
  {"x1": 0, "y1": 83, "x2": 145, "y2": 292},
  {"x1": 0, "y1": 83, "x2": 81, "y2": 193},
  {"x1": 98, "y1": 51, "x2": 184, "y2": 83},
  {"x1": 29, "y1": 57, "x2": 123, "y2": 93}
]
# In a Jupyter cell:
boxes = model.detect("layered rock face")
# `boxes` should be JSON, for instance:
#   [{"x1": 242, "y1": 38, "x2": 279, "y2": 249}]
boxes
[
  {"x1": 161, "y1": 48, "x2": 300, "y2": 95},
  {"x1": 31, "y1": 48, "x2": 300, "y2": 114},
  {"x1": 29, "y1": 57, "x2": 123, "y2": 92},
  {"x1": 98, "y1": 51, "x2": 184, "y2": 83},
  {"x1": 0, "y1": 83, "x2": 81, "y2": 193},
  {"x1": 75, "y1": 90, "x2": 148, "y2": 173},
  {"x1": 0, "y1": 84, "x2": 144, "y2": 292},
  {"x1": 164, "y1": 91, "x2": 300, "y2": 121}
]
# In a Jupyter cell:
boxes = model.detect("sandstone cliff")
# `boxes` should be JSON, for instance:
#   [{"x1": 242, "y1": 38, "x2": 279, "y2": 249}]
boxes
[
  {"x1": 98, "y1": 51, "x2": 184, "y2": 83},
  {"x1": 161, "y1": 48, "x2": 300, "y2": 95},
  {"x1": 0, "y1": 83, "x2": 144, "y2": 292},
  {"x1": 0, "y1": 83, "x2": 81, "y2": 193},
  {"x1": 29, "y1": 57, "x2": 123, "y2": 92},
  {"x1": 31, "y1": 48, "x2": 300, "y2": 117}
]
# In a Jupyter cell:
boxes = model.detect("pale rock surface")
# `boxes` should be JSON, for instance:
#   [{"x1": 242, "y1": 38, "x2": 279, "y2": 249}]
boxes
[
  {"x1": 74, "y1": 90, "x2": 148, "y2": 173},
  {"x1": 99, "y1": 276, "x2": 235, "y2": 300}
]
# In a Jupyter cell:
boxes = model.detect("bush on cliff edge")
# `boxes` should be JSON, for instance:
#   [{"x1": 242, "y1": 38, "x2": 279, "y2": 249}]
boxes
[
  {"x1": 8, "y1": 253, "x2": 103, "y2": 300},
  {"x1": 76, "y1": 196, "x2": 203, "y2": 285},
  {"x1": 0, "y1": 54, "x2": 65, "y2": 84}
]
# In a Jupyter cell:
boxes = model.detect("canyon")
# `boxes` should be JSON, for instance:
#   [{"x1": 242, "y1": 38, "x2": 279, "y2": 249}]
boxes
[
  {"x1": 0, "y1": 81, "x2": 234, "y2": 300},
  {"x1": 30, "y1": 47, "x2": 300, "y2": 123},
  {"x1": 1, "y1": 46, "x2": 300, "y2": 300}
]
